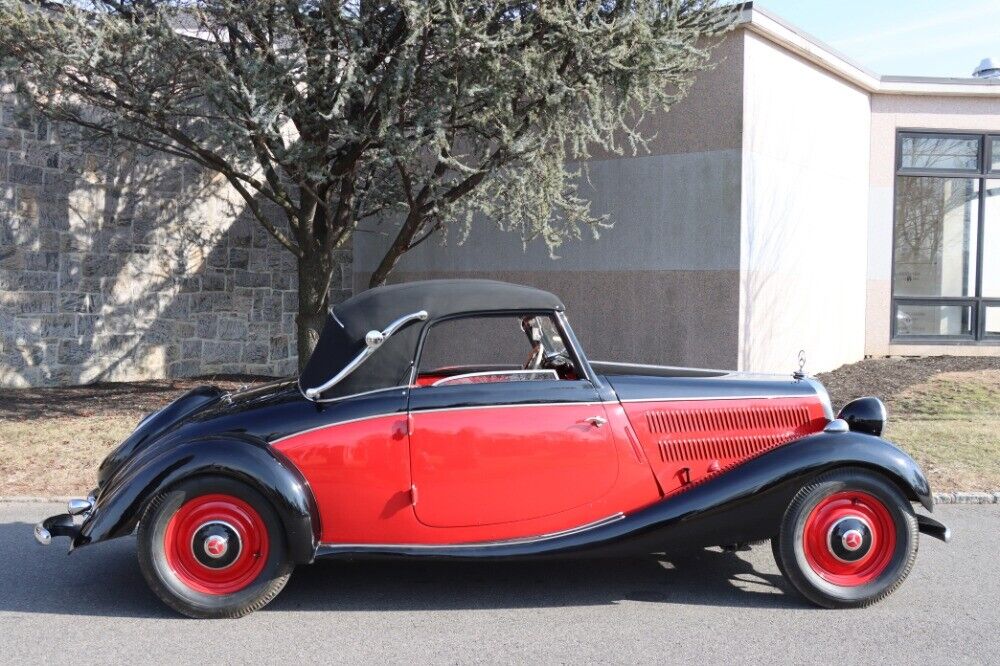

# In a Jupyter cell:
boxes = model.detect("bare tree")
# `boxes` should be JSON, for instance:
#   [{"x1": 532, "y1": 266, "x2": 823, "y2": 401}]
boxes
[{"x1": 0, "y1": 0, "x2": 734, "y2": 364}]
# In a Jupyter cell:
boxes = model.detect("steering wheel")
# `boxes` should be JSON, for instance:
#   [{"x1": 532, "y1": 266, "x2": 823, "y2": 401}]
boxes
[{"x1": 541, "y1": 351, "x2": 573, "y2": 372}]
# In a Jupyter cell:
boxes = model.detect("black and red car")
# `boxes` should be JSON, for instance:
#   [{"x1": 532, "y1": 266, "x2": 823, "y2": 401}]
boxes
[{"x1": 35, "y1": 280, "x2": 949, "y2": 617}]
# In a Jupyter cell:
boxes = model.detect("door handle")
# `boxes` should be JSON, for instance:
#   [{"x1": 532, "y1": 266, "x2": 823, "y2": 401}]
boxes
[{"x1": 586, "y1": 416, "x2": 608, "y2": 428}]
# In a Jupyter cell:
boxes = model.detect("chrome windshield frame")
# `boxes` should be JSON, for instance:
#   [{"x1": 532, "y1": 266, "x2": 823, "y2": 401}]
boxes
[{"x1": 303, "y1": 310, "x2": 429, "y2": 400}]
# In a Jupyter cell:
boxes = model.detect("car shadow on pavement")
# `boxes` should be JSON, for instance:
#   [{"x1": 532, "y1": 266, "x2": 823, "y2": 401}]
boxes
[
  {"x1": 0, "y1": 520, "x2": 805, "y2": 618},
  {"x1": 270, "y1": 549, "x2": 804, "y2": 613}
]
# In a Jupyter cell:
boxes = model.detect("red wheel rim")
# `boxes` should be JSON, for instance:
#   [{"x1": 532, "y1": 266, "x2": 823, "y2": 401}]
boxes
[
  {"x1": 802, "y1": 490, "x2": 896, "y2": 586},
  {"x1": 163, "y1": 494, "x2": 269, "y2": 595}
]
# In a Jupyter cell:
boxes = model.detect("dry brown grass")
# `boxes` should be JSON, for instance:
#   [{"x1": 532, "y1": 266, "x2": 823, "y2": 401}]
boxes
[
  {"x1": 0, "y1": 415, "x2": 138, "y2": 496},
  {"x1": 882, "y1": 369, "x2": 1000, "y2": 492},
  {"x1": 0, "y1": 376, "x2": 270, "y2": 496}
]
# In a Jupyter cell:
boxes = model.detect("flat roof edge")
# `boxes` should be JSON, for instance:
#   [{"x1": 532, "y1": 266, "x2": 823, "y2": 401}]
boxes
[{"x1": 739, "y1": 3, "x2": 1000, "y2": 98}]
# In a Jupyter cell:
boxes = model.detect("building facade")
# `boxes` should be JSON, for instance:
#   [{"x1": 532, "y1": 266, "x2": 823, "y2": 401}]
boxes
[
  {"x1": 1, "y1": 4, "x2": 998, "y2": 387},
  {"x1": 356, "y1": 5, "x2": 1000, "y2": 374}
]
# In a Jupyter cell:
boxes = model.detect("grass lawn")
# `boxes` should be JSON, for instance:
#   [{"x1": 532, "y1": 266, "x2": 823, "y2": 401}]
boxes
[
  {"x1": 818, "y1": 356, "x2": 1000, "y2": 493},
  {"x1": 881, "y1": 370, "x2": 1000, "y2": 492},
  {"x1": 0, "y1": 377, "x2": 267, "y2": 496},
  {"x1": 1, "y1": 415, "x2": 139, "y2": 497},
  {"x1": 1, "y1": 358, "x2": 998, "y2": 496}
]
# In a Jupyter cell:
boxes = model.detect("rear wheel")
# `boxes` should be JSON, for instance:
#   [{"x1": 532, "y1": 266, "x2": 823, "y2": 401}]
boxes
[
  {"x1": 138, "y1": 476, "x2": 292, "y2": 618},
  {"x1": 772, "y1": 468, "x2": 918, "y2": 608}
]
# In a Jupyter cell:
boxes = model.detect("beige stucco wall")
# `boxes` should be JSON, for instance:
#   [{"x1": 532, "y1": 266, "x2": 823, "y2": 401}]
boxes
[
  {"x1": 738, "y1": 32, "x2": 871, "y2": 374},
  {"x1": 866, "y1": 95, "x2": 1000, "y2": 357},
  {"x1": 354, "y1": 34, "x2": 747, "y2": 369}
]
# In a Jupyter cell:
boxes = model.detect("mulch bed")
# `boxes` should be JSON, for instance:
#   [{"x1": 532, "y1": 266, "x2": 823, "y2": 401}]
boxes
[{"x1": 817, "y1": 356, "x2": 1000, "y2": 411}]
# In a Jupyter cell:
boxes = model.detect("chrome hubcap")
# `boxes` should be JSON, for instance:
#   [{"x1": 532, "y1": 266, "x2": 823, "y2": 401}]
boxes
[
  {"x1": 191, "y1": 521, "x2": 242, "y2": 569},
  {"x1": 841, "y1": 529, "x2": 864, "y2": 551},
  {"x1": 204, "y1": 534, "x2": 228, "y2": 559},
  {"x1": 827, "y1": 516, "x2": 873, "y2": 563}
]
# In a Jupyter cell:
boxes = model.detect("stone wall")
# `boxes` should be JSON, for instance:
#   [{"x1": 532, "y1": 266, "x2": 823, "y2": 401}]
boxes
[{"x1": 0, "y1": 93, "x2": 352, "y2": 387}]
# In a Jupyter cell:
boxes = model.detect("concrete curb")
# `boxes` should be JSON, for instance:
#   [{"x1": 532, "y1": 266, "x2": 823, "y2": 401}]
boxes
[
  {"x1": 3, "y1": 493, "x2": 1000, "y2": 505},
  {"x1": 932, "y1": 492, "x2": 1000, "y2": 505}
]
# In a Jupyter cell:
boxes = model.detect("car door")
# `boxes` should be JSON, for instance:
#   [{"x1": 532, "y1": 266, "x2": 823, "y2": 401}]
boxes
[{"x1": 407, "y1": 314, "x2": 619, "y2": 529}]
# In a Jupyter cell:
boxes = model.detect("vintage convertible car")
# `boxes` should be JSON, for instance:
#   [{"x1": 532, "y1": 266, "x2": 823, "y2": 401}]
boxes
[{"x1": 35, "y1": 280, "x2": 949, "y2": 617}]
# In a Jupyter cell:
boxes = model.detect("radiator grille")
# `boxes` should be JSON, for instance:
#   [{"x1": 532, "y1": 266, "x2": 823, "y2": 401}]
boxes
[
  {"x1": 657, "y1": 433, "x2": 787, "y2": 462},
  {"x1": 645, "y1": 404, "x2": 811, "y2": 436},
  {"x1": 646, "y1": 404, "x2": 813, "y2": 465}
]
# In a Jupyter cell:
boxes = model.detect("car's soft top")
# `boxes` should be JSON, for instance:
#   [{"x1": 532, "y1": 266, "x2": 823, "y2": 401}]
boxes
[{"x1": 299, "y1": 279, "x2": 564, "y2": 399}]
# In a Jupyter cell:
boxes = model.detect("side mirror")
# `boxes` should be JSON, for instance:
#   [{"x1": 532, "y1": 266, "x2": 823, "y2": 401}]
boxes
[{"x1": 365, "y1": 330, "x2": 384, "y2": 349}]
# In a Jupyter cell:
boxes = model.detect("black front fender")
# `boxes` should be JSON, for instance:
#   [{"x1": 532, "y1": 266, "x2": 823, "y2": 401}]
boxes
[
  {"x1": 573, "y1": 429, "x2": 934, "y2": 557},
  {"x1": 594, "y1": 429, "x2": 934, "y2": 555},
  {"x1": 759, "y1": 430, "x2": 933, "y2": 510},
  {"x1": 75, "y1": 435, "x2": 319, "y2": 564}
]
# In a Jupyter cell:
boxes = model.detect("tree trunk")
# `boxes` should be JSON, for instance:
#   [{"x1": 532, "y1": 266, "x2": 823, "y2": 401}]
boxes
[
  {"x1": 295, "y1": 251, "x2": 332, "y2": 370},
  {"x1": 368, "y1": 211, "x2": 421, "y2": 288}
]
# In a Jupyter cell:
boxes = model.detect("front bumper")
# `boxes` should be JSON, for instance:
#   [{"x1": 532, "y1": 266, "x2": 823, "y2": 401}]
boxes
[
  {"x1": 34, "y1": 513, "x2": 80, "y2": 545},
  {"x1": 917, "y1": 513, "x2": 951, "y2": 543},
  {"x1": 34, "y1": 494, "x2": 95, "y2": 548}
]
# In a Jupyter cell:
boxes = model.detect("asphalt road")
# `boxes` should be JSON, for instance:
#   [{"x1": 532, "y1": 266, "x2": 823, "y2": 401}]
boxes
[{"x1": 0, "y1": 503, "x2": 996, "y2": 664}]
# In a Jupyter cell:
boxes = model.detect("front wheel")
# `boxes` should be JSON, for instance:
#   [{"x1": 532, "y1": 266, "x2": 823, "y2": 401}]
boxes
[
  {"x1": 772, "y1": 468, "x2": 918, "y2": 608},
  {"x1": 138, "y1": 476, "x2": 293, "y2": 618}
]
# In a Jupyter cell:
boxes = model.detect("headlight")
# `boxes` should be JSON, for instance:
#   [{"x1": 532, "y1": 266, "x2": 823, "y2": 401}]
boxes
[{"x1": 837, "y1": 397, "x2": 887, "y2": 436}]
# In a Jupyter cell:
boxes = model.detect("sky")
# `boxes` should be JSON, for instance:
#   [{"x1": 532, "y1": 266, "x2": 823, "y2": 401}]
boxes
[{"x1": 756, "y1": 1, "x2": 1000, "y2": 78}]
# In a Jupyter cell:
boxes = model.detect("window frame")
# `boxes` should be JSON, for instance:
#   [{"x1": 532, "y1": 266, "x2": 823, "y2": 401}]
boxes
[
  {"x1": 891, "y1": 129, "x2": 1000, "y2": 345},
  {"x1": 409, "y1": 309, "x2": 596, "y2": 387},
  {"x1": 896, "y1": 131, "x2": 983, "y2": 175},
  {"x1": 983, "y1": 300, "x2": 1000, "y2": 340}
]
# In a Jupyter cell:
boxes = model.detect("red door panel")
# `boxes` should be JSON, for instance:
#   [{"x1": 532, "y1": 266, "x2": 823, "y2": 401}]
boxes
[
  {"x1": 409, "y1": 403, "x2": 619, "y2": 527},
  {"x1": 275, "y1": 400, "x2": 660, "y2": 545}
]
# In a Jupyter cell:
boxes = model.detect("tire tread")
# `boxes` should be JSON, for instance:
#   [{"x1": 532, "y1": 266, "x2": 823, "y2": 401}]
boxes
[
  {"x1": 772, "y1": 467, "x2": 919, "y2": 609},
  {"x1": 137, "y1": 476, "x2": 292, "y2": 619}
]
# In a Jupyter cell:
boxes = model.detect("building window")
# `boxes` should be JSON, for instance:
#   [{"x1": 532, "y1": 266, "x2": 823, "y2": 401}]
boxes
[{"x1": 892, "y1": 131, "x2": 999, "y2": 342}]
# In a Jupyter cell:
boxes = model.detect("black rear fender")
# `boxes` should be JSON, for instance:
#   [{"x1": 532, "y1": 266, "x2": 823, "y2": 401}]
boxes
[{"x1": 75, "y1": 435, "x2": 318, "y2": 564}]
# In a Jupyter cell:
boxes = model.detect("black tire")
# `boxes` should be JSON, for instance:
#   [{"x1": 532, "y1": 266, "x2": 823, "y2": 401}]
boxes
[
  {"x1": 137, "y1": 476, "x2": 293, "y2": 618},
  {"x1": 772, "y1": 467, "x2": 918, "y2": 609}
]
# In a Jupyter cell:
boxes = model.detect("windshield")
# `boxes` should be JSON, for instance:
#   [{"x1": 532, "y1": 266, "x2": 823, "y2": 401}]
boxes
[{"x1": 533, "y1": 315, "x2": 569, "y2": 357}]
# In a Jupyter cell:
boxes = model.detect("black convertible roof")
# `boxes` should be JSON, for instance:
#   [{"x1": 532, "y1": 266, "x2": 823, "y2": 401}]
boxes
[
  {"x1": 334, "y1": 279, "x2": 562, "y2": 329},
  {"x1": 299, "y1": 280, "x2": 564, "y2": 398}
]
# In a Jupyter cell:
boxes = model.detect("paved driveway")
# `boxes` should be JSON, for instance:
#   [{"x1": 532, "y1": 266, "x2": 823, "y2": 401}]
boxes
[{"x1": 0, "y1": 502, "x2": 996, "y2": 664}]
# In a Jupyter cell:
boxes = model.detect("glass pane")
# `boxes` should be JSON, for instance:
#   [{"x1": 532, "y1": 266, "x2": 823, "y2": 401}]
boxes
[
  {"x1": 991, "y1": 137, "x2": 1000, "y2": 173},
  {"x1": 984, "y1": 181, "x2": 1000, "y2": 297},
  {"x1": 895, "y1": 304, "x2": 973, "y2": 337},
  {"x1": 418, "y1": 315, "x2": 537, "y2": 371},
  {"x1": 416, "y1": 314, "x2": 576, "y2": 380},
  {"x1": 900, "y1": 134, "x2": 979, "y2": 171},
  {"x1": 893, "y1": 177, "x2": 979, "y2": 297},
  {"x1": 985, "y1": 306, "x2": 1000, "y2": 336}
]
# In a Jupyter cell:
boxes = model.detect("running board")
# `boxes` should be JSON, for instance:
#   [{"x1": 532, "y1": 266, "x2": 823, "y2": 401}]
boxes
[{"x1": 315, "y1": 513, "x2": 625, "y2": 559}]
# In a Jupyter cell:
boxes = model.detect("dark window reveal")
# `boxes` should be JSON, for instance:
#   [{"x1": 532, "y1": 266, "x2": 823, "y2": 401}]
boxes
[{"x1": 892, "y1": 132, "x2": 1000, "y2": 342}]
